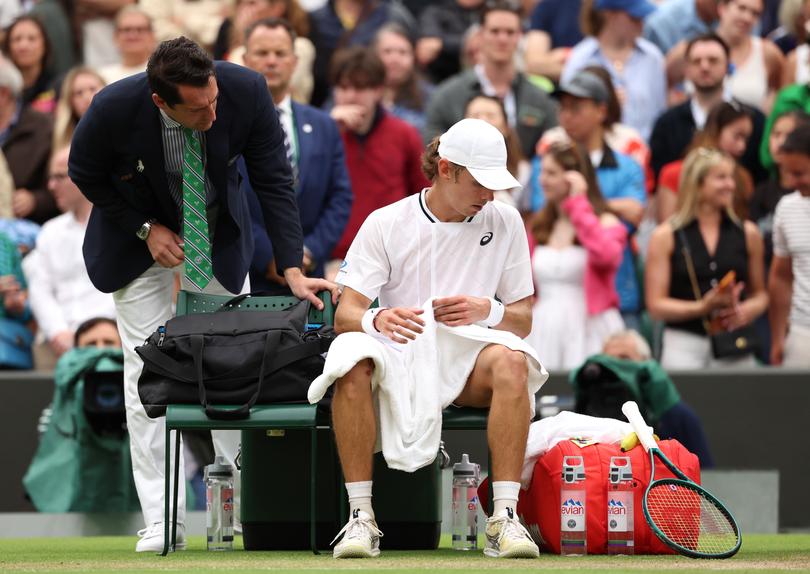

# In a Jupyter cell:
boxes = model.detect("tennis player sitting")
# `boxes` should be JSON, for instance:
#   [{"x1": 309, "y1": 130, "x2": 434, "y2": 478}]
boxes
[{"x1": 308, "y1": 118, "x2": 548, "y2": 559}]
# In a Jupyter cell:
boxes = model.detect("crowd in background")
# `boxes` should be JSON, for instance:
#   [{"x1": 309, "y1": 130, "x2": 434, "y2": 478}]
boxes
[{"x1": 1, "y1": 0, "x2": 809, "y2": 376}]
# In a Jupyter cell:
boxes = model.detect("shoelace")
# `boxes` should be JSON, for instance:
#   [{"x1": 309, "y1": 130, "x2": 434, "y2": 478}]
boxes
[
  {"x1": 330, "y1": 515, "x2": 384, "y2": 546},
  {"x1": 487, "y1": 514, "x2": 532, "y2": 546}
]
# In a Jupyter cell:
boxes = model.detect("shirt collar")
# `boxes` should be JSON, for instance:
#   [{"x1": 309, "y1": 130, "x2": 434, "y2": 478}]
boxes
[
  {"x1": 689, "y1": 89, "x2": 734, "y2": 129},
  {"x1": 159, "y1": 108, "x2": 182, "y2": 129},
  {"x1": 277, "y1": 95, "x2": 292, "y2": 116},
  {"x1": 474, "y1": 64, "x2": 516, "y2": 95},
  {"x1": 593, "y1": 143, "x2": 618, "y2": 169},
  {"x1": 418, "y1": 188, "x2": 475, "y2": 223}
]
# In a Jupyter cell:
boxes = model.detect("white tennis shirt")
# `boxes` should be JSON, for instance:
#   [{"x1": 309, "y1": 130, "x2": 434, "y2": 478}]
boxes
[
  {"x1": 773, "y1": 191, "x2": 810, "y2": 329},
  {"x1": 337, "y1": 189, "x2": 534, "y2": 309}
]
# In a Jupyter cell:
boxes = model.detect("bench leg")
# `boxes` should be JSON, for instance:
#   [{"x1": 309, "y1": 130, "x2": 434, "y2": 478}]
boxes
[
  {"x1": 162, "y1": 426, "x2": 171, "y2": 556},
  {"x1": 310, "y1": 427, "x2": 319, "y2": 555},
  {"x1": 171, "y1": 429, "x2": 181, "y2": 551}
]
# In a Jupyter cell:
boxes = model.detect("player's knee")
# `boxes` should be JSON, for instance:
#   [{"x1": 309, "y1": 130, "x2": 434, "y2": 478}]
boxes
[
  {"x1": 334, "y1": 359, "x2": 373, "y2": 401},
  {"x1": 492, "y1": 348, "x2": 528, "y2": 396}
]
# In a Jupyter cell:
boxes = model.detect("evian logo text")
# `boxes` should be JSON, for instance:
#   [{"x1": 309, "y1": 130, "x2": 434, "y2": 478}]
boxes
[
  {"x1": 561, "y1": 499, "x2": 584, "y2": 515},
  {"x1": 608, "y1": 499, "x2": 627, "y2": 515}
]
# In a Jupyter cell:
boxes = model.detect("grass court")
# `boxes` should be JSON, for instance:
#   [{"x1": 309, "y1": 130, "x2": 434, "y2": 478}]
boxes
[{"x1": 1, "y1": 533, "x2": 807, "y2": 573}]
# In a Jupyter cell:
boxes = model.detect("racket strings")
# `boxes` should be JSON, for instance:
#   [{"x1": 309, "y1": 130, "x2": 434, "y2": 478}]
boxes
[{"x1": 647, "y1": 482, "x2": 738, "y2": 555}]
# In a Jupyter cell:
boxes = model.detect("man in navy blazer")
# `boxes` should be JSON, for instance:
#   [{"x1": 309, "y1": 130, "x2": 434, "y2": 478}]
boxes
[
  {"x1": 242, "y1": 17, "x2": 352, "y2": 290},
  {"x1": 68, "y1": 37, "x2": 336, "y2": 552}
]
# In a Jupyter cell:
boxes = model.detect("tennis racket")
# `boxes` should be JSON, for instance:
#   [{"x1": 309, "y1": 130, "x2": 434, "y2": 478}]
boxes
[{"x1": 621, "y1": 401, "x2": 741, "y2": 559}]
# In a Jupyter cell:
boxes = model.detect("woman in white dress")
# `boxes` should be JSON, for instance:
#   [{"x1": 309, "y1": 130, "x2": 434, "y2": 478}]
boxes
[{"x1": 526, "y1": 142, "x2": 628, "y2": 371}]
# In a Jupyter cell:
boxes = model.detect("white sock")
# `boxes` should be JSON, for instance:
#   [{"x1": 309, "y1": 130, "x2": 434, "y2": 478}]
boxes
[
  {"x1": 345, "y1": 480, "x2": 374, "y2": 519},
  {"x1": 492, "y1": 480, "x2": 521, "y2": 516}
]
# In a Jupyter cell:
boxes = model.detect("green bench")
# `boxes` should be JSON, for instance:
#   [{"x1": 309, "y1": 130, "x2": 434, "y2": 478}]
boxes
[{"x1": 161, "y1": 291, "x2": 489, "y2": 556}]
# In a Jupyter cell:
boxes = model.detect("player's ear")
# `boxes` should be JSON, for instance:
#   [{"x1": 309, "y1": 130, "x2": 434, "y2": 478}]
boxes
[{"x1": 437, "y1": 157, "x2": 452, "y2": 181}]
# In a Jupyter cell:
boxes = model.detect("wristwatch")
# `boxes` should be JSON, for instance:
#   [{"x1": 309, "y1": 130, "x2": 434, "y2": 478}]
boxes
[{"x1": 136, "y1": 220, "x2": 154, "y2": 241}]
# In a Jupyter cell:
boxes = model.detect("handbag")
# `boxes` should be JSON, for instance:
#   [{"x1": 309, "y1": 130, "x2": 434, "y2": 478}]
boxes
[
  {"x1": 677, "y1": 229, "x2": 759, "y2": 359},
  {"x1": 136, "y1": 294, "x2": 334, "y2": 420},
  {"x1": 0, "y1": 316, "x2": 34, "y2": 369}
]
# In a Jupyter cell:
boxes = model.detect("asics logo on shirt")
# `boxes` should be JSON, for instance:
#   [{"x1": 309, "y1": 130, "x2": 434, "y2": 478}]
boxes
[{"x1": 480, "y1": 232, "x2": 494, "y2": 246}]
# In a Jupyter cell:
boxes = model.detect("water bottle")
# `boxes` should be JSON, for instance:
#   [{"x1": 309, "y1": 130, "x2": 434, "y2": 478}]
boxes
[
  {"x1": 560, "y1": 455, "x2": 586, "y2": 556},
  {"x1": 205, "y1": 456, "x2": 234, "y2": 551},
  {"x1": 607, "y1": 456, "x2": 634, "y2": 555},
  {"x1": 451, "y1": 453, "x2": 480, "y2": 550}
]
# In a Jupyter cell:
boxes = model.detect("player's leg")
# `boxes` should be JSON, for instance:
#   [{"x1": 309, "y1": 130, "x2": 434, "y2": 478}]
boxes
[
  {"x1": 331, "y1": 359, "x2": 382, "y2": 558},
  {"x1": 455, "y1": 344, "x2": 538, "y2": 559}
]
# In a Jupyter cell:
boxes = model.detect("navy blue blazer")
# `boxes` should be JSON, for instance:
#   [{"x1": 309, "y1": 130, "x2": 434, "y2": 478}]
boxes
[
  {"x1": 245, "y1": 101, "x2": 352, "y2": 289},
  {"x1": 68, "y1": 62, "x2": 303, "y2": 294}
]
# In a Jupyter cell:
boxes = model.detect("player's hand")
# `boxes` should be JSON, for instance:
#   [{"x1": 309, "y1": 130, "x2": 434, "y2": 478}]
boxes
[
  {"x1": 146, "y1": 223, "x2": 184, "y2": 268},
  {"x1": 49, "y1": 330, "x2": 74, "y2": 357},
  {"x1": 12, "y1": 188, "x2": 36, "y2": 218},
  {"x1": 330, "y1": 105, "x2": 367, "y2": 133},
  {"x1": 432, "y1": 296, "x2": 490, "y2": 327},
  {"x1": 284, "y1": 267, "x2": 339, "y2": 309},
  {"x1": 375, "y1": 307, "x2": 425, "y2": 344}
]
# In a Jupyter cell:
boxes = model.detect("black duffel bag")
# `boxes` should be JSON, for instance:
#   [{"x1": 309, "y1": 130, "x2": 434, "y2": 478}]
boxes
[{"x1": 136, "y1": 295, "x2": 334, "y2": 420}]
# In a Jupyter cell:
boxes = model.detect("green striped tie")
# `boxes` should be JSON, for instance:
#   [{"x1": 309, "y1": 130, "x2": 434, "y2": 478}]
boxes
[{"x1": 181, "y1": 127, "x2": 212, "y2": 291}]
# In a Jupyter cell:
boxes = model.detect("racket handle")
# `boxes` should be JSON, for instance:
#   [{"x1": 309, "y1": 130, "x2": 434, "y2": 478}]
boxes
[{"x1": 621, "y1": 401, "x2": 658, "y2": 452}]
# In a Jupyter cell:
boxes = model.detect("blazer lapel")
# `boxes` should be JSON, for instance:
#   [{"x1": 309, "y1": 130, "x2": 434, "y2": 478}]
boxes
[
  {"x1": 205, "y1": 114, "x2": 229, "y2": 203},
  {"x1": 132, "y1": 103, "x2": 177, "y2": 226}
]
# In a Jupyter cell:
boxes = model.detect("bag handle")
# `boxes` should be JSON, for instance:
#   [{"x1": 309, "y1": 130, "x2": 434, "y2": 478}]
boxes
[
  {"x1": 191, "y1": 330, "x2": 282, "y2": 421},
  {"x1": 677, "y1": 228, "x2": 713, "y2": 335}
]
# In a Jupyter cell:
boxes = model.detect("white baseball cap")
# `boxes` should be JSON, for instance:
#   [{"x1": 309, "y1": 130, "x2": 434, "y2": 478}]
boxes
[{"x1": 437, "y1": 118, "x2": 522, "y2": 191}]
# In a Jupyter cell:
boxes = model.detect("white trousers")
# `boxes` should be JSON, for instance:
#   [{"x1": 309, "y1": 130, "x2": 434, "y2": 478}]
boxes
[
  {"x1": 114, "y1": 263, "x2": 248, "y2": 526},
  {"x1": 784, "y1": 324, "x2": 810, "y2": 368},
  {"x1": 660, "y1": 328, "x2": 758, "y2": 370}
]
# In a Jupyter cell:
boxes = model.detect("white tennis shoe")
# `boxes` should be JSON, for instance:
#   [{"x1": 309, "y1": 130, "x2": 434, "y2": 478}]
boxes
[
  {"x1": 135, "y1": 522, "x2": 186, "y2": 553},
  {"x1": 484, "y1": 508, "x2": 539, "y2": 559},
  {"x1": 331, "y1": 510, "x2": 383, "y2": 558}
]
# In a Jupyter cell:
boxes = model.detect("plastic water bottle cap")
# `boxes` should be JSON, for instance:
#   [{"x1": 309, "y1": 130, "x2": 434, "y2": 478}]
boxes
[
  {"x1": 453, "y1": 453, "x2": 479, "y2": 478},
  {"x1": 205, "y1": 455, "x2": 234, "y2": 479}
]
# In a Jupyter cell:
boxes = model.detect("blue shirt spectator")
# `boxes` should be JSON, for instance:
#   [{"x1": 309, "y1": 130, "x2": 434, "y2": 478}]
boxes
[
  {"x1": 562, "y1": 36, "x2": 666, "y2": 141},
  {"x1": 643, "y1": 0, "x2": 718, "y2": 56}
]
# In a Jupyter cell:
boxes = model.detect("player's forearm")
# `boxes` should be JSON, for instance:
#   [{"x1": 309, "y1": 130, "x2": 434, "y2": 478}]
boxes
[
  {"x1": 334, "y1": 300, "x2": 367, "y2": 334},
  {"x1": 496, "y1": 300, "x2": 532, "y2": 339}
]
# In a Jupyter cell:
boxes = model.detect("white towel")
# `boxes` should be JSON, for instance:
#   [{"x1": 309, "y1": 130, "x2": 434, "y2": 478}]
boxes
[
  {"x1": 520, "y1": 411, "x2": 654, "y2": 488},
  {"x1": 308, "y1": 299, "x2": 548, "y2": 472}
]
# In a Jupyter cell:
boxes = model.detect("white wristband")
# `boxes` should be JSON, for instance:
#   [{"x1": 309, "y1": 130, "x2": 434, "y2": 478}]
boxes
[
  {"x1": 361, "y1": 307, "x2": 388, "y2": 336},
  {"x1": 481, "y1": 297, "x2": 505, "y2": 327}
]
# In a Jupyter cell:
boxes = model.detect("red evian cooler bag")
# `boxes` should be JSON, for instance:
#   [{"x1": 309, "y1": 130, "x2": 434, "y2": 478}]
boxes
[{"x1": 479, "y1": 439, "x2": 700, "y2": 554}]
